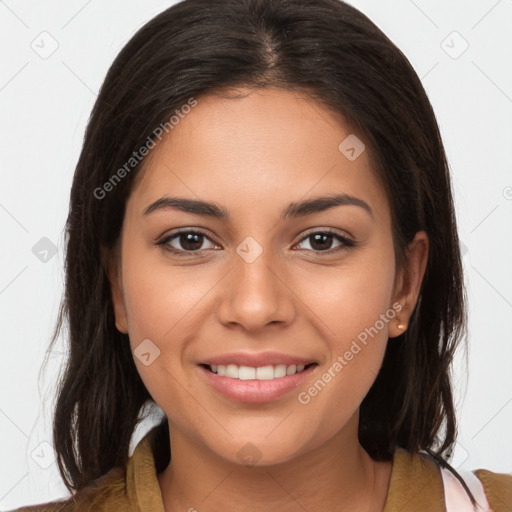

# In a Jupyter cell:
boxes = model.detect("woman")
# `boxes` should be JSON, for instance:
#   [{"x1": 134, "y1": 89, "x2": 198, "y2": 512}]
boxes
[{"x1": 12, "y1": 0, "x2": 512, "y2": 510}]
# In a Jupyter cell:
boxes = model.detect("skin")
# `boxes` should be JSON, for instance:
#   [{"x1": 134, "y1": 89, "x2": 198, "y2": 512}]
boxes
[{"x1": 108, "y1": 87, "x2": 428, "y2": 511}]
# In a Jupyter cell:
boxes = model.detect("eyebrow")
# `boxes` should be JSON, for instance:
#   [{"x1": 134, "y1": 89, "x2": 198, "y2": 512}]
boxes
[{"x1": 143, "y1": 193, "x2": 373, "y2": 221}]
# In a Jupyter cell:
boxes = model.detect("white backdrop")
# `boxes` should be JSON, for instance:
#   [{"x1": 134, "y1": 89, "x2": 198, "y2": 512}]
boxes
[{"x1": 1, "y1": 0, "x2": 511, "y2": 508}]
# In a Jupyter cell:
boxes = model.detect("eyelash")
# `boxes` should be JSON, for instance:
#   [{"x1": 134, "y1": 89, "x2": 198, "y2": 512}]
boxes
[{"x1": 156, "y1": 228, "x2": 356, "y2": 257}]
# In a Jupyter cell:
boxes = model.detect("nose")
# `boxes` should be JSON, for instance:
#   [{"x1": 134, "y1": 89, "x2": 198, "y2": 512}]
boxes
[{"x1": 216, "y1": 241, "x2": 296, "y2": 332}]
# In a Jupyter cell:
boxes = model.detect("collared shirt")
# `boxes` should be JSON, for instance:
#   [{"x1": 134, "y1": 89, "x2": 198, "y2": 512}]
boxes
[{"x1": 12, "y1": 427, "x2": 512, "y2": 512}]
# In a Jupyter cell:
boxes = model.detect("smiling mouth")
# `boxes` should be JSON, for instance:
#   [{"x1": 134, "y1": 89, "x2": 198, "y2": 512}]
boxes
[{"x1": 200, "y1": 362, "x2": 317, "y2": 381}]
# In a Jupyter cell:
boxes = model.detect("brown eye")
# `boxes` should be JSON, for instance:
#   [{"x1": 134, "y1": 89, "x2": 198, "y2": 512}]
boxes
[
  {"x1": 295, "y1": 230, "x2": 355, "y2": 253},
  {"x1": 175, "y1": 232, "x2": 205, "y2": 251},
  {"x1": 307, "y1": 233, "x2": 335, "y2": 251},
  {"x1": 157, "y1": 229, "x2": 218, "y2": 255}
]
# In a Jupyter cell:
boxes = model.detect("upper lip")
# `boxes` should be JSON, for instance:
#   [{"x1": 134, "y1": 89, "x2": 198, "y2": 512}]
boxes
[{"x1": 200, "y1": 351, "x2": 316, "y2": 367}]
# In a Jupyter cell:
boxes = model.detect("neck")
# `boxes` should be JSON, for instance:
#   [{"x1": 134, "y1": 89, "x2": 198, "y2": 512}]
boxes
[{"x1": 157, "y1": 414, "x2": 392, "y2": 512}]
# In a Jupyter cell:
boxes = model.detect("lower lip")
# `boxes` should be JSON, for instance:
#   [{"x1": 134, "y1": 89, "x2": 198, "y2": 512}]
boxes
[{"x1": 198, "y1": 365, "x2": 317, "y2": 403}]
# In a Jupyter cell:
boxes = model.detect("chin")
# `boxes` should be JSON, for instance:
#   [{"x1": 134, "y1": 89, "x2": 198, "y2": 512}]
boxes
[{"x1": 207, "y1": 431, "x2": 313, "y2": 468}]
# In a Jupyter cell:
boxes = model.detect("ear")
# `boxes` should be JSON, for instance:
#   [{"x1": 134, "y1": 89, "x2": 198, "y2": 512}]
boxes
[
  {"x1": 102, "y1": 246, "x2": 129, "y2": 334},
  {"x1": 388, "y1": 231, "x2": 429, "y2": 338}
]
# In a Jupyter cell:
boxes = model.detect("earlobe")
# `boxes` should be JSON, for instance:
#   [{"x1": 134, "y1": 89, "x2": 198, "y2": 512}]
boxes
[
  {"x1": 389, "y1": 231, "x2": 429, "y2": 338},
  {"x1": 103, "y1": 247, "x2": 129, "y2": 335},
  {"x1": 396, "y1": 316, "x2": 407, "y2": 331},
  {"x1": 114, "y1": 318, "x2": 128, "y2": 334},
  {"x1": 388, "y1": 309, "x2": 408, "y2": 339},
  {"x1": 111, "y1": 269, "x2": 129, "y2": 334}
]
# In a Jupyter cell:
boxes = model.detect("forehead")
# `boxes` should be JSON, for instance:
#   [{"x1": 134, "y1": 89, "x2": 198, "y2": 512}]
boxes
[{"x1": 128, "y1": 87, "x2": 390, "y2": 222}]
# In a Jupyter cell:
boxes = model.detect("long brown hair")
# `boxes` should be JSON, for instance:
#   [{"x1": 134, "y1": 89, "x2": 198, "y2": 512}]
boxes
[{"x1": 49, "y1": 0, "x2": 469, "y2": 501}]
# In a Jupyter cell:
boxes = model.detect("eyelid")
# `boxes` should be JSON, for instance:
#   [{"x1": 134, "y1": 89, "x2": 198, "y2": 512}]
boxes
[
  {"x1": 156, "y1": 227, "x2": 219, "y2": 251},
  {"x1": 296, "y1": 226, "x2": 354, "y2": 243}
]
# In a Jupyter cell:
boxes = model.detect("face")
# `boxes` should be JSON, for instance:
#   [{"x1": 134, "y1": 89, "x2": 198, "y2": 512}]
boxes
[{"x1": 109, "y1": 87, "x2": 427, "y2": 466}]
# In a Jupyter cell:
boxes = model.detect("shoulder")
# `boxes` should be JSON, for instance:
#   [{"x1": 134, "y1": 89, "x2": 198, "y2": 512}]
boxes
[
  {"x1": 385, "y1": 448, "x2": 512, "y2": 512},
  {"x1": 474, "y1": 468, "x2": 512, "y2": 512},
  {"x1": 6, "y1": 465, "x2": 132, "y2": 512},
  {"x1": 6, "y1": 428, "x2": 164, "y2": 512},
  {"x1": 384, "y1": 447, "x2": 446, "y2": 511}
]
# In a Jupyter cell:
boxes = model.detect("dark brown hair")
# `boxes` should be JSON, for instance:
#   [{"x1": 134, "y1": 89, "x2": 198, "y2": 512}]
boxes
[{"x1": 49, "y1": 0, "x2": 470, "y2": 502}]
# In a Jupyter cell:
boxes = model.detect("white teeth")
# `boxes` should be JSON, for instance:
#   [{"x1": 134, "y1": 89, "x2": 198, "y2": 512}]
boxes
[
  {"x1": 226, "y1": 364, "x2": 239, "y2": 378},
  {"x1": 207, "y1": 363, "x2": 310, "y2": 380},
  {"x1": 286, "y1": 364, "x2": 296, "y2": 376},
  {"x1": 274, "y1": 364, "x2": 287, "y2": 378},
  {"x1": 256, "y1": 365, "x2": 274, "y2": 380},
  {"x1": 239, "y1": 366, "x2": 256, "y2": 380}
]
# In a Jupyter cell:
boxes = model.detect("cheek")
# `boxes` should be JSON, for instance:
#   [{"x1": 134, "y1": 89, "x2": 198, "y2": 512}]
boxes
[
  {"x1": 297, "y1": 244, "x2": 397, "y2": 350},
  {"x1": 119, "y1": 252, "x2": 210, "y2": 430},
  {"x1": 121, "y1": 245, "x2": 215, "y2": 343},
  {"x1": 331, "y1": 264, "x2": 396, "y2": 352},
  {"x1": 293, "y1": 243, "x2": 397, "y2": 415}
]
